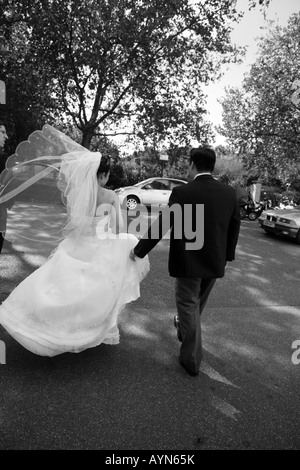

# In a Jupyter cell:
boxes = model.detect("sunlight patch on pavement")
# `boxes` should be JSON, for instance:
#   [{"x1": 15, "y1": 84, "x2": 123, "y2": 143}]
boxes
[
  {"x1": 201, "y1": 361, "x2": 240, "y2": 389},
  {"x1": 22, "y1": 254, "x2": 48, "y2": 267},
  {"x1": 244, "y1": 286, "x2": 271, "y2": 305},
  {"x1": 122, "y1": 323, "x2": 156, "y2": 339},
  {"x1": 11, "y1": 245, "x2": 49, "y2": 267},
  {"x1": 250, "y1": 259, "x2": 264, "y2": 265},
  {"x1": 235, "y1": 248, "x2": 263, "y2": 259},
  {"x1": 268, "y1": 305, "x2": 300, "y2": 317},
  {"x1": 245, "y1": 273, "x2": 270, "y2": 283},
  {"x1": 210, "y1": 395, "x2": 242, "y2": 422}
]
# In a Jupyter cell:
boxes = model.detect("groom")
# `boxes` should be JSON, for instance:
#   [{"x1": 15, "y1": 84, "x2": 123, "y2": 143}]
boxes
[{"x1": 130, "y1": 146, "x2": 240, "y2": 377}]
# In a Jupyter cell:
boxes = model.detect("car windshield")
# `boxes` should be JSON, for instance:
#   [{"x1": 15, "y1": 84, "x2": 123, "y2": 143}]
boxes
[{"x1": 133, "y1": 178, "x2": 154, "y2": 187}]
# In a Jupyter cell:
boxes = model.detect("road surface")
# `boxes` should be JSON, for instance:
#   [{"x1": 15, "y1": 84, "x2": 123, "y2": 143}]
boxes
[{"x1": 0, "y1": 215, "x2": 299, "y2": 451}]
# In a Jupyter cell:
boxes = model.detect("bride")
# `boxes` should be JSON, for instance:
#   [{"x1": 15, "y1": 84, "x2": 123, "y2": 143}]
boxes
[{"x1": 0, "y1": 125, "x2": 149, "y2": 356}]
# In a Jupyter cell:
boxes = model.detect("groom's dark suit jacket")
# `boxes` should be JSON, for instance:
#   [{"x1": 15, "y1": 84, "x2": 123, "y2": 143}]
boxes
[{"x1": 133, "y1": 174, "x2": 240, "y2": 279}]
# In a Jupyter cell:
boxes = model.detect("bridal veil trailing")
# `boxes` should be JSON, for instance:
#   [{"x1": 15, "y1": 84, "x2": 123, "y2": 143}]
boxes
[{"x1": 0, "y1": 125, "x2": 149, "y2": 356}]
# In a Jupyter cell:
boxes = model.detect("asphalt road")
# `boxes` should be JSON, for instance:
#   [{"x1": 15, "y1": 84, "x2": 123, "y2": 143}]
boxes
[{"x1": 0, "y1": 215, "x2": 300, "y2": 451}]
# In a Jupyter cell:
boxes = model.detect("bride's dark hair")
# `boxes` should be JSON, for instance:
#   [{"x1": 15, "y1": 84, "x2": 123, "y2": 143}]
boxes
[{"x1": 96, "y1": 155, "x2": 110, "y2": 177}]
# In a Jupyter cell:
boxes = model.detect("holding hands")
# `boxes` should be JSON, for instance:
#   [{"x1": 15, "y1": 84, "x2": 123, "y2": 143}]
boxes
[{"x1": 129, "y1": 249, "x2": 137, "y2": 262}]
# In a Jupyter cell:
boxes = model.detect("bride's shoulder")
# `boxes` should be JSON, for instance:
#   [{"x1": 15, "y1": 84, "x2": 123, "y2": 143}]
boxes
[{"x1": 97, "y1": 187, "x2": 116, "y2": 204}]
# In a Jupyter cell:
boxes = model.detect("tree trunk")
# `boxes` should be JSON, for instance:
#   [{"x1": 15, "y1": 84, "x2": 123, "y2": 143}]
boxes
[{"x1": 81, "y1": 127, "x2": 95, "y2": 149}]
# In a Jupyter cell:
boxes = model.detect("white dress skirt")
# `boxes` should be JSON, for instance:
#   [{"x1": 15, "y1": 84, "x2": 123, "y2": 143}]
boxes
[{"x1": 0, "y1": 215, "x2": 149, "y2": 356}]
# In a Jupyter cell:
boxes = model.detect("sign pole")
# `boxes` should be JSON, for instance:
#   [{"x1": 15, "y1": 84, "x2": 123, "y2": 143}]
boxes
[{"x1": 159, "y1": 150, "x2": 169, "y2": 177}]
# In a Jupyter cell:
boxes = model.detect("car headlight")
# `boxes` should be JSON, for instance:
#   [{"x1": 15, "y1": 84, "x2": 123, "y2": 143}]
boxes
[
  {"x1": 259, "y1": 212, "x2": 267, "y2": 220},
  {"x1": 278, "y1": 217, "x2": 298, "y2": 225}
]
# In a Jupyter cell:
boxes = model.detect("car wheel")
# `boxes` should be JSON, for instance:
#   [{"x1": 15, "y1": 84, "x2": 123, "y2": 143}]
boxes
[
  {"x1": 248, "y1": 212, "x2": 258, "y2": 221},
  {"x1": 296, "y1": 230, "x2": 300, "y2": 245},
  {"x1": 125, "y1": 196, "x2": 139, "y2": 210}
]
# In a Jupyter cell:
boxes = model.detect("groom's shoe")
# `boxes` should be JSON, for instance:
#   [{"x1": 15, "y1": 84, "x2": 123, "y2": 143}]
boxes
[
  {"x1": 174, "y1": 315, "x2": 182, "y2": 342},
  {"x1": 179, "y1": 358, "x2": 199, "y2": 377}
]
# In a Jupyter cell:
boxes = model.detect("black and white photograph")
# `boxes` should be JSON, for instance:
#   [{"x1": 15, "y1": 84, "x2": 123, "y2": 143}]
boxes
[{"x1": 0, "y1": 0, "x2": 299, "y2": 454}]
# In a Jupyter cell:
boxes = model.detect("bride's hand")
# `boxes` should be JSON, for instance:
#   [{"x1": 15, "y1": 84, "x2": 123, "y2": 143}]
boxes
[{"x1": 129, "y1": 249, "x2": 137, "y2": 262}]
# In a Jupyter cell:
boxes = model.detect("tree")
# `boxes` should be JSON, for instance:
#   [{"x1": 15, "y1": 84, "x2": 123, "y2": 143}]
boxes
[
  {"x1": 219, "y1": 12, "x2": 300, "y2": 183},
  {"x1": 1, "y1": 0, "x2": 270, "y2": 150}
]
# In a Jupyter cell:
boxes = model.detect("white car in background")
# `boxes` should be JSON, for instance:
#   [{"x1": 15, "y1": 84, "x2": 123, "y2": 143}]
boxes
[
  {"x1": 115, "y1": 177, "x2": 187, "y2": 210},
  {"x1": 258, "y1": 205, "x2": 300, "y2": 244}
]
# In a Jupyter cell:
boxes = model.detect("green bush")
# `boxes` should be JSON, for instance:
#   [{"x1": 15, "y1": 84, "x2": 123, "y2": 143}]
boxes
[
  {"x1": 280, "y1": 190, "x2": 300, "y2": 205},
  {"x1": 261, "y1": 186, "x2": 300, "y2": 207}
]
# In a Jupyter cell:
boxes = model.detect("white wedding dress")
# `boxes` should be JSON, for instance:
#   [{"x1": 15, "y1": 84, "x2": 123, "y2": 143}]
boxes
[{"x1": 0, "y1": 207, "x2": 149, "y2": 356}]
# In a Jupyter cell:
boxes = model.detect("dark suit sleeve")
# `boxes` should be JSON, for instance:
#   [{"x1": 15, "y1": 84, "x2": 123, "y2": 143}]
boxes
[
  {"x1": 226, "y1": 198, "x2": 240, "y2": 261},
  {"x1": 133, "y1": 187, "x2": 179, "y2": 259}
]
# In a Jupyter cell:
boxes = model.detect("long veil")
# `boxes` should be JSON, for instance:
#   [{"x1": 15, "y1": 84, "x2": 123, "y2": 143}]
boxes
[{"x1": 0, "y1": 124, "x2": 102, "y2": 263}]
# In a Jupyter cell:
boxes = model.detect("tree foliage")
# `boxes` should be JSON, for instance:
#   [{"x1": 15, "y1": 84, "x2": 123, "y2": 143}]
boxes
[
  {"x1": 219, "y1": 12, "x2": 300, "y2": 183},
  {"x1": 1, "y1": 0, "x2": 270, "y2": 150}
]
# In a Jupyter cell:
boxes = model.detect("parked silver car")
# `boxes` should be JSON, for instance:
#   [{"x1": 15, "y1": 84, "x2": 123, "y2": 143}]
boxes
[
  {"x1": 258, "y1": 205, "x2": 300, "y2": 244},
  {"x1": 115, "y1": 177, "x2": 187, "y2": 210}
]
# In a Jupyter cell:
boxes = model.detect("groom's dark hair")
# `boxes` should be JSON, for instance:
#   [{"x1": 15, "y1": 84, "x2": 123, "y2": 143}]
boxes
[{"x1": 190, "y1": 146, "x2": 216, "y2": 172}]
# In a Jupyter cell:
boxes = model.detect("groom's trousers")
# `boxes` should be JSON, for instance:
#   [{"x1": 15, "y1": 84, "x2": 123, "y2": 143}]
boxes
[{"x1": 175, "y1": 277, "x2": 216, "y2": 374}]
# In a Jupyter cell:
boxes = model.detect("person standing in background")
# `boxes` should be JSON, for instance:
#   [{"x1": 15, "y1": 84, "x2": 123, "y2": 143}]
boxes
[{"x1": 0, "y1": 119, "x2": 9, "y2": 254}]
